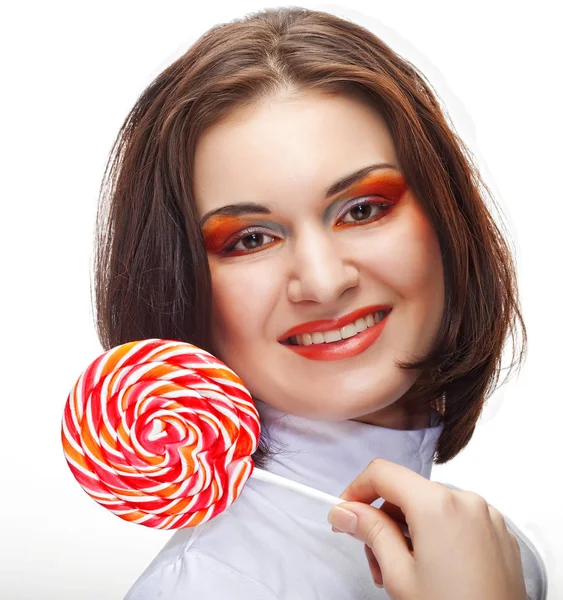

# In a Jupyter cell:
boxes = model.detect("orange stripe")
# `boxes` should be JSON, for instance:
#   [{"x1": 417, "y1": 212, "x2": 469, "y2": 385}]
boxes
[
  {"x1": 62, "y1": 436, "x2": 89, "y2": 471},
  {"x1": 102, "y1": 342, "x2": 137, "y2": 376},
  {"x1": 163, "y1": 496, "x2": 193, "y2": 515},
  {"x1": 159, "y1": 482, "x2": 182, "y2": 498},
  {"x1": 120, "y1": 510, "x2": 147, "y2": 523},
  {"x1": 145, "y1": 364, "x2": 177, "y2": 380},
  {"x1": 100, "y1": 424, "x2": 117, "y2": 451},
  {"x1": 186, "y1": 508, "x2": 208, "y2": 527},
  {"x1": 232, "y1": 460, "x2": 251, "y2": 494},
  {"x1": 199, "y1": 367, "x2": 242, "y2": 384},
  {"x1": 159, "y1": 514, "x2": 177, "y2": 529},
  {"x1": 81, "y1": 423, "x2": 105, "y2": 463}
]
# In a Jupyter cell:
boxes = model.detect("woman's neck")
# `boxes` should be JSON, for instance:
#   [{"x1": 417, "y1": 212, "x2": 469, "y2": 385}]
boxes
[{"x1": 351, "y1": 404, "x2": 431, "y2": 430}]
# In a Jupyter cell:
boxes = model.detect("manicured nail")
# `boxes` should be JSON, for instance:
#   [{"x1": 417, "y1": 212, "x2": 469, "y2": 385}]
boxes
[{"x1": 328, "y1": 506, "x2": 358, "y2": 534}]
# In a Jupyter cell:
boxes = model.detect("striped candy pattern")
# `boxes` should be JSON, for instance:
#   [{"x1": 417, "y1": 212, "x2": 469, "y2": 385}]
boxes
[{"x1": 61, "y1": 339, "x2": 260, "y2": 529}]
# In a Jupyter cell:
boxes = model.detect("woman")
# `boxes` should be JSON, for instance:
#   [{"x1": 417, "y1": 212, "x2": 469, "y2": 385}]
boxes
[{"x1": 94, "y1": 6, "x2": 547, "y2": 598}]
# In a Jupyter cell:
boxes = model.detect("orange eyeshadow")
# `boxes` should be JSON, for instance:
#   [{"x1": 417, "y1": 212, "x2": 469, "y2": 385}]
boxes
[
  {"x1": 343, "y1": 171, "x2": 408, "y2": 203},
  {"x1": 201, "y1": 171, "x2": 408, "y2": 254},
  {"x1": 332, "y1": 171, "x2": 408, "y2": 229},
  {"x1": 202, "y1": 215, "x2": 252, "y2": 254}
]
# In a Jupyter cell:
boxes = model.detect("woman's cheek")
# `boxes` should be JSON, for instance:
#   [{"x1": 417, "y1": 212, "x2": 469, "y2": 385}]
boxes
[
  {"x1": 369, "y1": 207, "x2": 442, "y2": 295},
  {"x1": 210, "y1": 262, "x2": 277, "y2": 339}
]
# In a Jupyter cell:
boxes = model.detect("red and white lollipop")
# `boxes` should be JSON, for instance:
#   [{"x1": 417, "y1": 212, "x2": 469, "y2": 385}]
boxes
[{"x1": 62, "y1": 339, "x2": 340, "y2": 530}]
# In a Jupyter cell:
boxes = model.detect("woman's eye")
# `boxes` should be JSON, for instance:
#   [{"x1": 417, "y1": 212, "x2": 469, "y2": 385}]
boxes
[
  {"x1": 224, "y1": 231, "x2": 278, "y2": 255},
  {"x1": 219, "y1": 199, "x2": 393, "y2": 256},
  {"x1": 339, "y1": 200, "x2": 391, "y2": 224}
]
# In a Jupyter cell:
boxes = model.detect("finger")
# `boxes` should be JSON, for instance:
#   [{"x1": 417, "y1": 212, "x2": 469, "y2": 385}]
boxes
[
  {"x1": 332, "y1": 503, "x2": 412, "y2": 548},
  {"x1": 334, "y1": 500, "x2": 414, "y2": 581},
  {"x1": 378, "y1": 500, "x2": 413, "y2": 547},
  {"x1": 379, "y1": 499, "x2": 407, "y2": 528},
  {"x1": 338, "y1": 458, "x2": 438, "y2": 521},
  {"x1": 364, "y1": 544, "x2": 384, "y2": 588}
]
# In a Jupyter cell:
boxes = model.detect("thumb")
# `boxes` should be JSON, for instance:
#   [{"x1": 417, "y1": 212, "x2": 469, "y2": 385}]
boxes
[{"x1": 329, "y1": 501, "x2": 414, "y2": 585}]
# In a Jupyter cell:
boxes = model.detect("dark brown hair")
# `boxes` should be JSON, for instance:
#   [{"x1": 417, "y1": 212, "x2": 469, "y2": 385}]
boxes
[{"x1": 93, "y1": 6, "x2": 526, "y2": 466}]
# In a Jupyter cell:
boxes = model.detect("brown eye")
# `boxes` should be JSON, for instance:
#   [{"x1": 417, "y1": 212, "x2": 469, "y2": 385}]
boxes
[
  {"x1": 349, "y1": 203, "x2": 374, "y2": 222},
  {"x1": 339, "y1": 199, "x2": 391, "y2": 225},
  {"x1": 221, "y1": 229, "x2": 279, "y2": 256},
  {"x1": 241, "y1": 233, "x2": 265, "y2": 249}
]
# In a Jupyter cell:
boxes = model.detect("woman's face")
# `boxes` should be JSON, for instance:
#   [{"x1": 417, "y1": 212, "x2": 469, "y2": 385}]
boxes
[{"x1": 193, "y1": 90, "x2": 444, "y2": 429}]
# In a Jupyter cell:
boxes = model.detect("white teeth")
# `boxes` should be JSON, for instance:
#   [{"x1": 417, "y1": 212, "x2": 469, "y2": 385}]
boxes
[
  {"x1": 301, "y1": 333, "x2": 313, "y2": 346},
  {"x1": 311, "y1": 332, "x2": 325, "y2": 344},
  {"x1": 354, "y1": 317, "x2": 367, "y2": 333},
  {"x1": 290, "y1": 310, "x2": 389, "y2": 346},
  {"x1": 324, "y1": 329, "x2": 342, "y2": 343},
  {"x1": 340, "y1": 323, "x2": 357, "y2": 339}
]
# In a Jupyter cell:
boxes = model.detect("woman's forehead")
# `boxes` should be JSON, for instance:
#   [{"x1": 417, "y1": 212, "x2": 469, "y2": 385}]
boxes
[{"x1": 193, "y1": 91, "x2": 399, "y2": 216}]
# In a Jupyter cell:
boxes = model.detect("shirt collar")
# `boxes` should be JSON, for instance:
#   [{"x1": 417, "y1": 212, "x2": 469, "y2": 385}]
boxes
[{"x1": 249, "y1": 399, "x2": 444, "y2": 516}]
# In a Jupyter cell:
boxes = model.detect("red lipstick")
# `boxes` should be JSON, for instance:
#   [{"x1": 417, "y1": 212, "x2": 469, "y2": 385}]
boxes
[
  {"x1": 279, "y1": 305, "x2": 392, "y2": 362},
  {"x1": 279, "y1": 305, "x2": 390, "y2": 340}
]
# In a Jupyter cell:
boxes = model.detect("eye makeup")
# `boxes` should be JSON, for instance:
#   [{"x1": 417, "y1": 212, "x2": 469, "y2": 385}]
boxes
[
  {"x1": 201, "y1": 170, "x2": 409, "y2": 256},
  {"x1": 338, "y1": 170, "x2": 408, "y2": 201},
  {"x1": 202, "y1": 215, "x2": 283, "y2": 256},
  {"x1": 332, "y1": 171, "x2": 408, "y2": 229}
]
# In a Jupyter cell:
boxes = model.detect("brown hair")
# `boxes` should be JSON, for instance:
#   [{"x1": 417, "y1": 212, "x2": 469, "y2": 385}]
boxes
[{"x1": 94, "y1": 6, "x2": 526, "y2": 466}]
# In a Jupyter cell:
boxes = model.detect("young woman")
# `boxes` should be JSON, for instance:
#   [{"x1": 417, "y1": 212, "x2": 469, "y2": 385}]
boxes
[{"x1": 93, "y1": 6, "x2": 547, "y2": 598}]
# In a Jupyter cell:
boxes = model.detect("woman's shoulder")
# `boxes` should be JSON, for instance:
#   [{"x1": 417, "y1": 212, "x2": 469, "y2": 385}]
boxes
[
  {"x1": 123, "y1": 481, "x2": 370, "y2": 600},
  {"x1": 124, "y1": 547, "x2": 279, "y2": 600},
  {"x1": 440, "y1": 482, "x2": 548, "y2": 600},
  {"x1": 124, "y1": 492, "x2": 285, "y2": 600}
]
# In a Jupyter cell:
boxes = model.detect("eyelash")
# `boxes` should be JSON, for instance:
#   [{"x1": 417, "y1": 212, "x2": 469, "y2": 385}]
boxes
[{"x1": 221, "y1": 196, "x2": 394, "y2": 256}]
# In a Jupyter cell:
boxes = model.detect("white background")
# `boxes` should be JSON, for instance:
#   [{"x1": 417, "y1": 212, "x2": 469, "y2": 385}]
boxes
[{"x1": 2, "y1": 1, "x2": 561, "y2": 598}]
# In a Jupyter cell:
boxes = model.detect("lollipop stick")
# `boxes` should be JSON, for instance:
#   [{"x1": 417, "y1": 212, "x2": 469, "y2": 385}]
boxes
[
  {"x1": 250, "y1": 467, "x2": 411, "y2": 540},
  {"x1": 251, "y1": 467, "x2": 343, "y2": 506}
]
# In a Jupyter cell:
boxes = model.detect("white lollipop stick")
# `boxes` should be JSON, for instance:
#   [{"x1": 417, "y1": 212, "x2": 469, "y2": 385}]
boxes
[
  {"x1": 250, "y1": 467, "x2": 411, "y2": 539},
  {"x1": 251, "y1": 467, "x2": 343, "y2": 506}
]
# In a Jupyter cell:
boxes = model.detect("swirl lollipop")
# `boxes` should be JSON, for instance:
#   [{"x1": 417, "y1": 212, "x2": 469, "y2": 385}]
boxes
[{"x1": 62, "y1": 338, "x2": 341, "y2": 530}]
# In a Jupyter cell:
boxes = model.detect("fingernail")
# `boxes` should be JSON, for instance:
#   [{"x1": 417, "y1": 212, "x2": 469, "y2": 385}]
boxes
[
  {"x1": 375, "y1": 582, "x2": 384, "y2": 589},
  {"x1": 328, "y1": 506, "x2": 358, "y2": 534}
]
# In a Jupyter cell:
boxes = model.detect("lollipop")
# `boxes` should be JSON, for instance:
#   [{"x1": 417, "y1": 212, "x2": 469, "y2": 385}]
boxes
[{"x1": 62, "y1": 338, "x2": 340, "y2": 530}]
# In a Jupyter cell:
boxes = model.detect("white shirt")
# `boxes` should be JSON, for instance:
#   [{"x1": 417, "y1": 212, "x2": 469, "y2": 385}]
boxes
[{"x1": 124, "y1": 400, "x2": 547, "y2": 599}]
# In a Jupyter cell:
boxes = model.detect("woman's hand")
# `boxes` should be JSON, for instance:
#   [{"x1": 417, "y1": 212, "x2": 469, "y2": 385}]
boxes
[{"x1": 328, "y1": 458, "x2": 527, "y2": 599}]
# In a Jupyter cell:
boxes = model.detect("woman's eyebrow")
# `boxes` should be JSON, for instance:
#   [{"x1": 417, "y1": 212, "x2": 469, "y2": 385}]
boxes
[{"x1": 199, "y1": 162, "x2": 397, "y2": 227}]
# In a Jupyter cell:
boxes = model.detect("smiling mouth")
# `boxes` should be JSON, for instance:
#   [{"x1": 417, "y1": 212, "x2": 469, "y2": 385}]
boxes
[{"x1": 281, "y1": 308, "x2": 391, "y2": 346}]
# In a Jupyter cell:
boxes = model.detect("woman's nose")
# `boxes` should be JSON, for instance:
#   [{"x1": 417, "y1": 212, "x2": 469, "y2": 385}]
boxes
[{"x1": 287, "y1": 228, "x2": 359, "y2": 304}]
